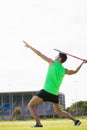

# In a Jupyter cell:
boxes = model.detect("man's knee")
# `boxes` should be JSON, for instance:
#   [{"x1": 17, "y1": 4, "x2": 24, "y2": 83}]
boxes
[
  {"x1": 53, "y1": 104, "x2": 62, "y2": 114},
  {"x1": 28, "y1": 100, "x2": 34, "y2": 109}
]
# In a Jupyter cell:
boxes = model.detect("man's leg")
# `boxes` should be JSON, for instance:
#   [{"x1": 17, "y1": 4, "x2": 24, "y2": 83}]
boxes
[
  {"x1": 52, "y1": 103, "x2": 81, "y2": 125},
  {"x1": 28, "y1": 96, "x2": 43, "y2": 126}
]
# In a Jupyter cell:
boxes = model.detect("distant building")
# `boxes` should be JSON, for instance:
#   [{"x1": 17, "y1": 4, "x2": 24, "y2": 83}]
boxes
[
  {"x1": 59, "y1": 92, "x2": 65, "y2": 109},
  {"x1": 0, "y1": 91, "x2": 65, "y2": 120}
]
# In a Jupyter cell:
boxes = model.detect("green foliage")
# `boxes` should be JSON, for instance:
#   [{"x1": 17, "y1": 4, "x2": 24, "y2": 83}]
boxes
[
  {"x1": 66, "y1": 101, "x2": 87, "y2": 115},
  {"x1": 12, "y1": 107, "x2": 22, "y2": 120}
]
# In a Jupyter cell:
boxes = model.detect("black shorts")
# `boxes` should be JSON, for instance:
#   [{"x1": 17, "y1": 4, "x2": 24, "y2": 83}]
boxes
[{"x1": 35, "y1": 89, "x2": 59, "y2": 103}]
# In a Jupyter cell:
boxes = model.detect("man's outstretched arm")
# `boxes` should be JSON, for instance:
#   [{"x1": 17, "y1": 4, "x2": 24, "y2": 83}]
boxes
[
  {"x1": 65, "y1": 60, "x2": 87, "y2": 75},
  {"x1": 23, "y1": 40, "x2": 53, "y2": 64}
]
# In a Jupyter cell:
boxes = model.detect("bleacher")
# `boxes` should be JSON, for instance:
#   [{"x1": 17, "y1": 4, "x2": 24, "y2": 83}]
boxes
[
  {"x1": 0, "y1": 103, "x2": 12, "y2": 111},
  {"x1": 0, "y1": 91, "x2": 65, "y2": 120}
]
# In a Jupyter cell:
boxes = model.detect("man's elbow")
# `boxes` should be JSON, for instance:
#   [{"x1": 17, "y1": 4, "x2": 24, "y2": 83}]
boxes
[{"x1": 68, "y1": 70, "x2": 77, "y2": 75}]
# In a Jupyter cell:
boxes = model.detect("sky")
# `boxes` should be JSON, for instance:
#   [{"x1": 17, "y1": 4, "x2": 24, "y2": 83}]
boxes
[{"x1": 0, "y1": 0, "x2": 87, "y2": 107}]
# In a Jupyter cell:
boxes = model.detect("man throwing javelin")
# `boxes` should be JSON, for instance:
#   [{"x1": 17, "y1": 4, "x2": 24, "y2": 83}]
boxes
[{"x1": 23, "y1": 40, "x2": 87, "y2": 127}]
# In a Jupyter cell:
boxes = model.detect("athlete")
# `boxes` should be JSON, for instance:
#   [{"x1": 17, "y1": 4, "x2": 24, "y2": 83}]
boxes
[{"x1": 23, "y1": 40, "x2": 87, "y2": 127}]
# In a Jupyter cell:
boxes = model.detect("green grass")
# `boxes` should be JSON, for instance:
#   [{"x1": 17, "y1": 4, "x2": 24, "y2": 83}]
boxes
[{"x1": 0, "y1": 118, "x2": 87, "y2": 130}]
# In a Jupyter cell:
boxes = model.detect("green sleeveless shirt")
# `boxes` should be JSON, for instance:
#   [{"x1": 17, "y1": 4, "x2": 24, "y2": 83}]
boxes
[{"x1": 43, "y1": 61, "x2": 65, "y2": 95}]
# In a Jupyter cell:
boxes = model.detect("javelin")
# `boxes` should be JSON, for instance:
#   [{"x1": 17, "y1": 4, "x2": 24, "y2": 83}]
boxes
[{"x1": 54, "y1": 48, "x2": 87, "y2": 61}]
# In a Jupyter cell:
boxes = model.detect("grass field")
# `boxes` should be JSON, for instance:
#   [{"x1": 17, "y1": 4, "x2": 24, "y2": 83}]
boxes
[{"x1": 0, "y1": 118, "x2": 87, "y2": 130}]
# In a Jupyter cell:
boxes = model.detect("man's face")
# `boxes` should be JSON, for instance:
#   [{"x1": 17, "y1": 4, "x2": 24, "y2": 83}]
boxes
[{"x1": 55, "y1": 54, "x2": 60, "y2": 60}]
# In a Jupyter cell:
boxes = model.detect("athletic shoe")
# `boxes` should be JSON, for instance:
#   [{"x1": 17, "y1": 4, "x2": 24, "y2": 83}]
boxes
[
  {"x1": 32, "y1": 123, "x2": 43, "y2": 128},
  {"x1": 75, "y1": 120, "x2": 81, "y2": 126}
]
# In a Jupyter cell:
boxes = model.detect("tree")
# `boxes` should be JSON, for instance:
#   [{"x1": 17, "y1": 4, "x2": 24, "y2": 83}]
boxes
[
  {"x1": 66, "y1": 101, "x2": 87, "y2": 116},
  {"x1": 12, "y1": 107, "x2": 22, "y2": 120}
]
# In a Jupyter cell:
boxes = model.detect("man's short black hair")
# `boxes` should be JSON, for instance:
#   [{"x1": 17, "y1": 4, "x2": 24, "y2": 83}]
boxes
[{"x1": 59, "y1": 52, "x2": 67, "y2": 63}]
